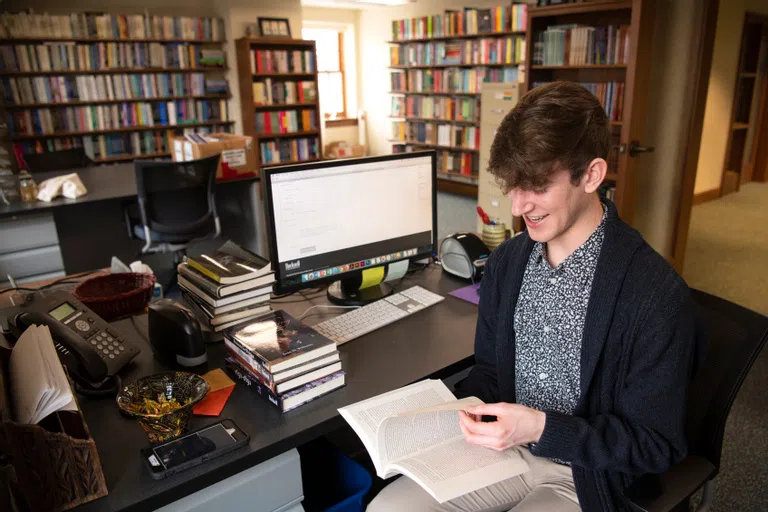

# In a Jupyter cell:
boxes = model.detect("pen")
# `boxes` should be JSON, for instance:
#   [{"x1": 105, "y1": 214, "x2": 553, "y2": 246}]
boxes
[{"x1": 476, "y1": 206, "x2": 491, "y2": 225}]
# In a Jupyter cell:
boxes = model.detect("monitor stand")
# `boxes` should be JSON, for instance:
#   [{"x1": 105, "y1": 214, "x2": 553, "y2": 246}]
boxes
[{"x1": 327, "y1": 277, "x2": 394, "y2": 306}]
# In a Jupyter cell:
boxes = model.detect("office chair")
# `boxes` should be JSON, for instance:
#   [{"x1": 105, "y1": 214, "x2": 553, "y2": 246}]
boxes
[
  {"x1": 624, "y1": 289, "x2": 768, "y2": 512},
  {"x1": 124, "y1": 154, "x2": 221, "y2": 286},
  {"x1": 23, "y1": 148, "x2": 92, "y2": 172}
]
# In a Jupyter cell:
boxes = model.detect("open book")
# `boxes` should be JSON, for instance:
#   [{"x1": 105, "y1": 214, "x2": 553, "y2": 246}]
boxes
[
  {"x1": 338, "y1": 379, "x2": 529, "y2": 503},
  {"x1": 9, "y1": 324, "x2": 77, "y2": 424}
]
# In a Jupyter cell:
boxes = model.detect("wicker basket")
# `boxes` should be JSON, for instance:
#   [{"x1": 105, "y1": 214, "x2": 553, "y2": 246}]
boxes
[{"x1": 73, "y1": 272, "x2": 156, "y2": 320}]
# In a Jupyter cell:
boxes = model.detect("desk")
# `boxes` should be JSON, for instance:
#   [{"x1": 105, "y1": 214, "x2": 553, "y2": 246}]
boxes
[
  {"x1": 0, "y1": 164, "x2": 266, "y2": 279},
  {"x1": 73, "y1": 266, "x2": 477, "y2": 511}
]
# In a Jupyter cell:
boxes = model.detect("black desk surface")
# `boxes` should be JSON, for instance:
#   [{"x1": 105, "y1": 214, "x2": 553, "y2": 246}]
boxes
[
  {"x1": 0, "y1": 164, "x2": 259, "y2": 218},
  {"x1": 77, "y1": 266, "x2": 477, "y2": 511}
]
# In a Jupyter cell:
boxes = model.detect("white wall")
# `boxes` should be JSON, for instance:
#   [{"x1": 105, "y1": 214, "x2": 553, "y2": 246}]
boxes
[{"x1": 633, "y1": 0, "x2": 699, "y2": 257}]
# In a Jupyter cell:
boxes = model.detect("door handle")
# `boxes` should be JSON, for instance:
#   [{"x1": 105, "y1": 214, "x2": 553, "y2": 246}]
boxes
[{"x1": 629, "y1": 141, "x2": 655, "y2": 157}]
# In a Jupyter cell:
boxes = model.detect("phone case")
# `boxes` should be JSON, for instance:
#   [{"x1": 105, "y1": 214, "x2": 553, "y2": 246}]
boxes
[{"x1": 141, "y1": 418, "x2": 249, "y2": 479}]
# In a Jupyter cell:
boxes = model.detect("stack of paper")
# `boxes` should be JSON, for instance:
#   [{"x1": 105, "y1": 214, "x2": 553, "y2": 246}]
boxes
[{"x1": 9, "y1": 325, "x2": 77, "y2": 425}]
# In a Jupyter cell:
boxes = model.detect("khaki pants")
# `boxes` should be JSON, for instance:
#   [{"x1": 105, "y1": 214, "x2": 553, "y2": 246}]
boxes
[{"x1": 366, "y1": 446, "x2": 580, "y2": 512}]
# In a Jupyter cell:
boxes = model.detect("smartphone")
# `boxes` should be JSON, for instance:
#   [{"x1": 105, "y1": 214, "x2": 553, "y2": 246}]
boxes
[{"x1": 141, "y1": 418, "x2": 249, "y2": 479}]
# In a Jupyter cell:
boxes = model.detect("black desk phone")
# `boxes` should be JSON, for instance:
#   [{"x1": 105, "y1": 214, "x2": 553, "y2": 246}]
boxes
[{"x1": 5, "y1": 290, "x2": 141, "y2": 387}]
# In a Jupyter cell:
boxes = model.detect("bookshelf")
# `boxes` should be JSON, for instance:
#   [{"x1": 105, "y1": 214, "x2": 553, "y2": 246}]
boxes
[
  {"x1": 388, "y1": 4, "x2": 528, "y2": 197},
  {"x1": 523, "y1": 0, "x2": 655, "y2": 227},
  {"x1": 235, "y1": 38, "x2": 322, "y2": 171},
  {"x1": 720, "y1": 13, "x2": 768, "y2": 196},
  {"x1": 0, "y1": 12, "x2": 231, "y2": 166}
]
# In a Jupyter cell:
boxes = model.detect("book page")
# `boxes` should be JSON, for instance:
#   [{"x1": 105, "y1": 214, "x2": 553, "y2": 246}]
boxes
[
  {"x1": 337, "y1": 379, "x2": 456, "y2": 476},
  {"x1": 9, "y1": 325, "x2": 76, "y2": 424},
  {"x1": 376, "y1": 397, "x2": 482, "y2": 466},
  {"x1": 392, "y1": 439, "x2": 530, "y2": 503}
]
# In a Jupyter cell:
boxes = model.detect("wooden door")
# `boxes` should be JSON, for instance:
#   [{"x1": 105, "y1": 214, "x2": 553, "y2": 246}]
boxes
[
  {"x1": 613, "y1": 0, "x2": 656, "y2": 225},
  {"x1": 522, "y1": 0, "x2": 657, "y2": 227}
]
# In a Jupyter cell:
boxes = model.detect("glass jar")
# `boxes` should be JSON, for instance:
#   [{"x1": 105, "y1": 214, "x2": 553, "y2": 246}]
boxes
[{"x1": 18, "y1": 170, "x2": 38, "y2": 203}]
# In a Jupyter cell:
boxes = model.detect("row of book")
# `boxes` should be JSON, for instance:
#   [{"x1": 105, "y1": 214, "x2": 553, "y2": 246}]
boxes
[
  {"x1": 255, "y1": 110, "x2": 318, "y2": 135},
  {"x1": 179, "y1": 241, "x2": 276, "y2": 333},
  {"x1": 402, "y1": 67, "x2": 519, "y2": 94},
  {"x1": 224, "y1": 310, "x2": 345, "y2": 413},
  {"x1": 1, "y1": 73, "x2": 225, "y2": 106},
  {"x1": 390, "y1": 37, "x2": 525, "y2": 67},
  {"x1": 259, "y1": 137, "x2": 319, "y2": 165},
  {"x1": 7, "y1": 99, "x2": 229, "y2": 136},
  {"x1": 13, "y1": 125, "x2": 228, "y2": 160},
  {"x1": 249, "y1": 50, "x2": 317, "y2": 75},
  {"x1": 533, "y1": 81, "x2": 624, "y2": 122},
  {"x1": 252, "y1": 80, "x2": 317, "y2": 106},
  {"x1": 408, "y1": 122, "x2": 480, "y2": 150},
  {"x1": 391, "y1": 94, "x2": 479, "y2": 122},
  {"x1": 0, "y1": 44, "x2": 225, "y2": 73},
  {"x1": 0, "y1": 12, "x2": 224, "y2": 41},
  {"x1": 532, "y1": 24, "x2": 631, "y2": 66},
  {"x1": 391, "y1": 4, "x2": 528, "y2": 41},
  {"x1": 436, "y1": 150, "x2": 479, "y2": 178}
]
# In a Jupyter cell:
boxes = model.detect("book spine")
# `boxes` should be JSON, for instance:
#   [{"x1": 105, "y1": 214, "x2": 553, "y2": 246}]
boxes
[
  {"x1": 223, "y1": 338, "x2": 277, "y2": 388},
  {"x1": 225, "y1": 360, "x2": 285, "y2": 412}
]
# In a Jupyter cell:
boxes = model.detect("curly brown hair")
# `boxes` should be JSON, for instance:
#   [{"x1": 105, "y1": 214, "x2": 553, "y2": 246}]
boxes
[{"x1": 488, "y1": 81, "x2": 611, "y2": 193}]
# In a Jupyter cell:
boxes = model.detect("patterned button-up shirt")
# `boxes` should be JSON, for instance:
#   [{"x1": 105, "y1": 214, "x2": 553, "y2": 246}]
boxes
[{"x1": 514, "y1": 208, "x2": 607, "y2": 423}]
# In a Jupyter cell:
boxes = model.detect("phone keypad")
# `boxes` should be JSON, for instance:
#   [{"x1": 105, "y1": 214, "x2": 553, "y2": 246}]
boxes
[{"x1": 93, "y1": 330, "x2": 124, "y2": 360}]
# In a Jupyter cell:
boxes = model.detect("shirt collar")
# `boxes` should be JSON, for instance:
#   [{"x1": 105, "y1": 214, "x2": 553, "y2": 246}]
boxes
[{"x1": 533, "y1": 206, "x2": 607, "y2": 272}]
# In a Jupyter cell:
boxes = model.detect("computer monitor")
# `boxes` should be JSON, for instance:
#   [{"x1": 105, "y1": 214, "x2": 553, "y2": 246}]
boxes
[{"x1": 263, "y1": 151, "x2": 437, "y2": 305}]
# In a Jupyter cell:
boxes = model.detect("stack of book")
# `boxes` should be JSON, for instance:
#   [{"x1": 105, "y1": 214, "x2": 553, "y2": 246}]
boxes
[
  {"x1": 224, "y1": 310, "x2": 345, "y2": 413},
  {"x1": 179, "y1": 241, "x2": 275, "y2": 332}
]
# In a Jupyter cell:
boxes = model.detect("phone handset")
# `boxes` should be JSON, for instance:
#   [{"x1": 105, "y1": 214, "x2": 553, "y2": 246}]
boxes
[{"x1": 13, "y1": 311, "x2": 108, "y2": 382}]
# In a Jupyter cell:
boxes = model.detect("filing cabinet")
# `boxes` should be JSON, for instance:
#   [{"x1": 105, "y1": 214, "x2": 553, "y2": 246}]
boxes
[{"x1": 478, "y1": 83, "x2": 521, "y2": 233}]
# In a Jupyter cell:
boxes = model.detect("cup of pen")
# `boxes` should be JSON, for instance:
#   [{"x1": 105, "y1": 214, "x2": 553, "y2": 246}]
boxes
[{"x1": 482, "y1": 223, "x2": 507, "y2": 250}]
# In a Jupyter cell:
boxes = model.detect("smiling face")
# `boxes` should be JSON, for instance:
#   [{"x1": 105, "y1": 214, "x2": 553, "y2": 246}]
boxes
[{"x1": 507, "y1": 158, "x2": 607, "y2": 253}]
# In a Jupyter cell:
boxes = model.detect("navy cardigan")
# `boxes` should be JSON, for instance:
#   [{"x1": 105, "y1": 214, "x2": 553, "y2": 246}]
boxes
[{"x1": 457, "y1": 200, "x2": 698, "y2": 511}]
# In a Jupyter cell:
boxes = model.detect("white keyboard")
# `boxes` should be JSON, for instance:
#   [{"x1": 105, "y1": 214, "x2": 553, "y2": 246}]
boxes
[{"x1": 313, "y1": 285, "x2": 445, "y2": 345}]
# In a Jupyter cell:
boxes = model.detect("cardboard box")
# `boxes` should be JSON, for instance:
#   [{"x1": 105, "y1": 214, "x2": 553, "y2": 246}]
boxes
[
  {"x1": 173, "y1": 133, "x2": 258, "y2": 181},
  {"x1": 324, "y1": 141, "x2": 367, "y2": 159}
]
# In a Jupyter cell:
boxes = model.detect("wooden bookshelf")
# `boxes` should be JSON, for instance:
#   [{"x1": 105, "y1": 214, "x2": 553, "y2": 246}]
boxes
[
  {"x1": 0, "y1": 12, "x2": 231, "y2": 167},
  {"x1": 522, "y1": 0, "x2": 655, "y2": 227},
  {"x1": 388, "y1": 18, "x2": 527, "y2": 196},
  {"x1": 236, "y1": 37, "x2": 322, "y2": 172}
]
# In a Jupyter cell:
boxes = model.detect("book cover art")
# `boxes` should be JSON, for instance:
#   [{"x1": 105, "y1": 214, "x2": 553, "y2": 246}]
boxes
[
  {"x1": 225, "y1": 310, "x2": 336, "y2": 372},
  {"x1": 187, "y1": 240, "x2": 272, "y2": 284}
]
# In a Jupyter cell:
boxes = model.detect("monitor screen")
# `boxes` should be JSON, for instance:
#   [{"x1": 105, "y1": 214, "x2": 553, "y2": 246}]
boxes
[{"x1": 264, "y1": 152, "x2": 436, "y2": 293}]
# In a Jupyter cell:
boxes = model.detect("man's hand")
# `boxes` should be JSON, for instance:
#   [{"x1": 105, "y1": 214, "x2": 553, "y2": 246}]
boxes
[{"x1": 459, "y1": 403, "x2": 546, "y2": 451}]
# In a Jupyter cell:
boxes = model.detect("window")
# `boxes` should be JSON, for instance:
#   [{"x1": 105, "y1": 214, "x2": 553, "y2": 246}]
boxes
[{"x1": 302, "y1": 27, "x2": 349, "y2": 120}]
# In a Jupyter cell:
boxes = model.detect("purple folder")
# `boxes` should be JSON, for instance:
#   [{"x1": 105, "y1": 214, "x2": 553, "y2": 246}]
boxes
[{"x1": 448, "y1": 283, "x2": 481, "y2": 305}]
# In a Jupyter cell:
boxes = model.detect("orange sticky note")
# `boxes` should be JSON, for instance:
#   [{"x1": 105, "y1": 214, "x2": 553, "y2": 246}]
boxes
[{"x1": 193, "y1": 369, "x2": 236, "y2": 416}]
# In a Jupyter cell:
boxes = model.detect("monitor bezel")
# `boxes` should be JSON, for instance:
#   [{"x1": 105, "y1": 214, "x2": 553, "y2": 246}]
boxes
[{"x1": 263, "y1": 150, "x2": 438, "y2": 295}]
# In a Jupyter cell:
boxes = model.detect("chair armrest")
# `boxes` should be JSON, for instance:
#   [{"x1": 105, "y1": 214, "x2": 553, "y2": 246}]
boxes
[{"x1": 623, "y1": 455, "x2": 716, "y2": 512}]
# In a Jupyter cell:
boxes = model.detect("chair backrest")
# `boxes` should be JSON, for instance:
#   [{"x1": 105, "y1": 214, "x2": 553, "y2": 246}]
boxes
[
  {"x1": 24, "y1": 148, "x2": 92, "y2": 173},
  {"x1": 133, "y1": 154, "x2": 220, "y2": 236},
  {"x1": 685, "y1": 289, "x2": 768, "y2": 471}
]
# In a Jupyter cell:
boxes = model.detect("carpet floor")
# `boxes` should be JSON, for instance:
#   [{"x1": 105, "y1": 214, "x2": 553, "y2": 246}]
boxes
[{"x1": 683, "y1": 181, "x2": 768, "y2": 511}]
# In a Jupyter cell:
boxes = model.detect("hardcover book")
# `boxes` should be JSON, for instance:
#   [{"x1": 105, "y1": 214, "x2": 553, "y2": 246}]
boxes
[
  {"x1": 187, "y1": 240, "x2": 272, "y2": 284},
  {"x1": 224, "y1": 310, "x2": 337, "y2": 373},
  {"x1": 226, "y1": 359, "x2": 345, "y2": 413}
]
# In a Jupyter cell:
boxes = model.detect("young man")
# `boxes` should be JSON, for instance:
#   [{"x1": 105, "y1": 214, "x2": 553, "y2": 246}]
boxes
[{"x1": 368, "y1": 82, "x2": 699, "y2": 511}]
